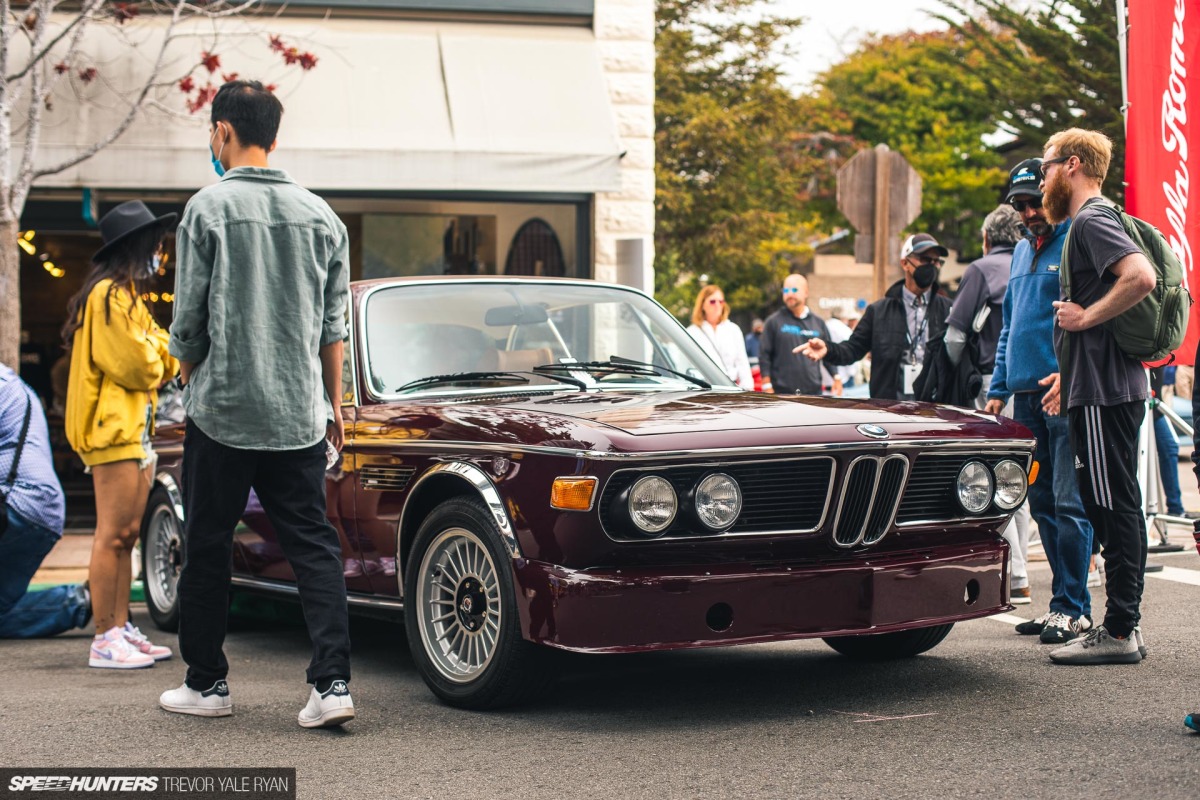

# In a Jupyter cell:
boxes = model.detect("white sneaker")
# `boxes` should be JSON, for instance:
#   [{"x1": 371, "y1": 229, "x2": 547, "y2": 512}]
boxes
[
  {"x1": 89, "y1": 627, "x2": 155, "y2": 669},
  {"x1": 123, "y1": 622, "x2": 173, "y2": 661},
  {"x1": 297, "y1": 680, "x2": 355, "y2": 729},
  {"x1": 159, "y1": 681, "x2": 232, "y2": 717}
]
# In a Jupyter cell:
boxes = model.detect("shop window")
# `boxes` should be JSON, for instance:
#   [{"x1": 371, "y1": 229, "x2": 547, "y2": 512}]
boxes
[
  {"x1": 505, "y1": 218, "x2": 565, "y2": 277},
  {"x1": 362, "y1": 214, "x2": 497, "y2": 278}
]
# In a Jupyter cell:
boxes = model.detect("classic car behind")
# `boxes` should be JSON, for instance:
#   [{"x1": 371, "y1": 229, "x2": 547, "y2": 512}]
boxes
[{"x1": 140, "y1": 277, "x2": 1034, "y2": 709}]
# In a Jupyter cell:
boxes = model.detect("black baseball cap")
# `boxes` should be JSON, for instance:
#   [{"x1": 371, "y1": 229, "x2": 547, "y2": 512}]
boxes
[
  {"x1": 900, "y1": 233, "x2": 949, "y2": 260},
  {"x1": 1006, "y1": 158, "x2": 1043, "y2": 200}
]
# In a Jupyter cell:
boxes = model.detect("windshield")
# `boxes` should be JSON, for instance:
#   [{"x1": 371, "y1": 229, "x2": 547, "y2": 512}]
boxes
[{"x1": 362, "y1": 281, "x2": 735, "y2": 397}]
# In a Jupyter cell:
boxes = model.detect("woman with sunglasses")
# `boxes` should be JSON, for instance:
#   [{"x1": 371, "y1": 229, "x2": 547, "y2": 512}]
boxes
[
  {"x1": 686, "y1": 285, "x2": 753, "y2": 389},
  {"x1": 63, "y1": 201, "x2": 179, "y2": 669}
]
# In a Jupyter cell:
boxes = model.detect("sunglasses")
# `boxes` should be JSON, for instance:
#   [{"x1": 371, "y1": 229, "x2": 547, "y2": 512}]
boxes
[
  {"x1": 706, "y1": 298, "x2": 725, "y2": 306},
  {"x1": 909, "y1": 255, "x2": 944, "y2": 267},
  {"x1": 782, "y1": 288, "x2": 801, "y2": 295},
  {"x1": 1010, "y1": 197, "x2": 1043, "y2": 212},
  {"x1": 1039, "y1": 156, "x2": 1071, "y2": 177}
]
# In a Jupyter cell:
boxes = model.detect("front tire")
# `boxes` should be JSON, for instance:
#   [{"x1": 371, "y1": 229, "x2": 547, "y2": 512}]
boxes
[
  {"x1": 404, "y1": 497, "x2": 554, "y2": 709},
  {"x1": 822, "y1": 623, "x2": 954, "y2": 660},
  {"x1": 141, "y1": 487, "x2": 184, "y2": 632}
]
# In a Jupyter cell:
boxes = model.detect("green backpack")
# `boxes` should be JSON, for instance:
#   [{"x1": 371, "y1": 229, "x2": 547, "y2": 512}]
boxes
[{"x1": 1060, "y1": 201, "x2": 1192, "y2": 363}]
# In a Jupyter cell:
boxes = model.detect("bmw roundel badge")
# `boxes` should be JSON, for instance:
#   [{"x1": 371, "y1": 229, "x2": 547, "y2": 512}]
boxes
[{"x1": 856, "y1": 424, "x2": 889, "y2": 439}]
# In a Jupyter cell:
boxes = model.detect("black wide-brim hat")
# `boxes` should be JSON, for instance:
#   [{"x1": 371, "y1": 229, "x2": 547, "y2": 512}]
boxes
[{"x1": 93, "y1": 200, "x2": 178, "y2": 262}]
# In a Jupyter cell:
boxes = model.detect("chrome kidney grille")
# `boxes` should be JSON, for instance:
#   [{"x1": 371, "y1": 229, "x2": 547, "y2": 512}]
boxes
[{"x1": 831, "y1": 455, "x2": 909, "y2": 548}]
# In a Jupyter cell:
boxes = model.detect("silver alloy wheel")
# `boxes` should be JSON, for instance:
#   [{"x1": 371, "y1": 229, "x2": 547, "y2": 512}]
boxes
[
  {"x1": 146, "y1": 504, "x2": 182, "y2": 615},
  {"x1": 416, "y1": 527, "x2": 502, "y2": 683}
]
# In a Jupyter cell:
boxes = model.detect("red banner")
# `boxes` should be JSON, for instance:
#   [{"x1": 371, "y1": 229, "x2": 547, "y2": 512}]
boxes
[{"x1": 1126, "y1": 0, "x2": 1199, "y2": 366}]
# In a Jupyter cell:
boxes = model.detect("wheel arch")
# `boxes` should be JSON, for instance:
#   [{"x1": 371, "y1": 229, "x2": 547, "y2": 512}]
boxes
[
  {"x1": 152, "y1": 472, "x2": 185, "y2": 523},
  {"x1": 396, "y1": 461, "x2": 522, "y2": 593}
]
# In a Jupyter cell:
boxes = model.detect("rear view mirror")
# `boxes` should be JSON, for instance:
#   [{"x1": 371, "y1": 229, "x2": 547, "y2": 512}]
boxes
[{"x1": 484, "y1": 304, "x2": 549, "y2": 326}]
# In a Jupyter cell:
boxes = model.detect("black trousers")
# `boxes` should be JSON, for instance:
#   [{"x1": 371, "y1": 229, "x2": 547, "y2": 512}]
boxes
[
  {"x1": 1067, "y1": 401, "x2": 1148, "y2": 638},
  {"x1": 178, "y1": 419, "x2": 351, "y2": 689}
]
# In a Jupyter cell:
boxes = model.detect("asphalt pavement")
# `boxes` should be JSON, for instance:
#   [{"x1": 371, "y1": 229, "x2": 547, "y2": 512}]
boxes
[{"x1": 4, "y1": 540, "x2": 1200, "y2": 800}]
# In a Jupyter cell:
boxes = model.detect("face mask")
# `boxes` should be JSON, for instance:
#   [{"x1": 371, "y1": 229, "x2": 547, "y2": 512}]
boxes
[
  {"x1": 913, "y1": 263, "x2": 938, "y2": 289},
  {"x1": 140, "y1": 253, "x2": 161, "y2": 279},
  {"x1": 210, "y1": 128, "x2": 226, "y2": 177}
]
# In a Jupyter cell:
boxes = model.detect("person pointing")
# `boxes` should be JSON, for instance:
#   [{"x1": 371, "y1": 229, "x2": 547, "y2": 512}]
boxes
[{"x1": 796, "y1": 234, "x2": 951, "y2": 400}]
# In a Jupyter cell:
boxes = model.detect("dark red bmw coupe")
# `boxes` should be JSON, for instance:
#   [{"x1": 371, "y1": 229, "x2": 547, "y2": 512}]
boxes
[{"x1": 140, "y1": 277, "x2": 1033, "y2": 708}]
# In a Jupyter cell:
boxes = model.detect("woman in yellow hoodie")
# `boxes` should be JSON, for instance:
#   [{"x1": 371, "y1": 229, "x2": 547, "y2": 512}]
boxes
[{"x1": 63, "y1": 201, "x2": 180, "y2": 669}]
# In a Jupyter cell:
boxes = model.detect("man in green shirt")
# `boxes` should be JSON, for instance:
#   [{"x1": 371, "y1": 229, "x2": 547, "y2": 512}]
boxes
[{"x1": 161, "y1": 80, "x2": 354, "y2": 728}]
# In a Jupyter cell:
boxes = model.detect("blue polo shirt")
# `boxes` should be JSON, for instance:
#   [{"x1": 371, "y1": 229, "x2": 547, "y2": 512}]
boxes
[{"x1": 0, "y1": 363, "x2": 64, "y2": 533}]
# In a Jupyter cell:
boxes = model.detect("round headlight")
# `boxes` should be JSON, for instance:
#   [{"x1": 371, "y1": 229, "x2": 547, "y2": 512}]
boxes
[
  {"x1": 627, "y1": 475, "x2": 677, "y2": 534},
  {"x1": 993, "y1": 459, "x2": 1028, "y2": 510},
  {"x1": 956, "y1": 461, "x2": 994, "y2": 515},
  {"x1": 693, "y1": 473, "x2": 742, "y2": 530}
]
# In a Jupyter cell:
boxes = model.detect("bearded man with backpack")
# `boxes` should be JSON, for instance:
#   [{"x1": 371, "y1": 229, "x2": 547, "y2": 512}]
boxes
[{"x1": 1045, "y1": 128, "x2": 1159, "y2": 666}]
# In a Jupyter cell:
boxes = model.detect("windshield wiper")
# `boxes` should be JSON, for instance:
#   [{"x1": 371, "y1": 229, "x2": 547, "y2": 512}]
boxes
[
  {"x1": 611, "y1": 355, "x2": 711, "y2": 389},
  {"x1": 395, "y1": 370, "x2": 588, "y2": 394},
  {"x1": 534, "y1": 357, "x2": 711, "y2": 390},
  {"x1": 395, "y1": 371, "x2": 529, "y2": 393}
]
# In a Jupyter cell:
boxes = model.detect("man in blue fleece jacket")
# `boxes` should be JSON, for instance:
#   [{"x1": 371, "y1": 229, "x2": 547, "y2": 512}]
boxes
[{"x1": 984, "y1": 158, "x2": 1095, "y2": 645}]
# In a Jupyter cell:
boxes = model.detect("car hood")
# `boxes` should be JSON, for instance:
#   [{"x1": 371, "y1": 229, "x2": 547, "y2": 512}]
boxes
[
  {"x1": 502, "y1": 391, "x2": 998, "y2": 435},
  {"x1": 482, "y1": 388, "x2": 1027, "y2": 450},
  {"x1": 357, "y1": 390, "x2": 1031, "y2": 455}
]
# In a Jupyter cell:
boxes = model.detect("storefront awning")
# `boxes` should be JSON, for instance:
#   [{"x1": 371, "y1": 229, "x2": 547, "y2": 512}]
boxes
[{"x1": 30, "y1": 18, "x2": 625, "y2": 195}]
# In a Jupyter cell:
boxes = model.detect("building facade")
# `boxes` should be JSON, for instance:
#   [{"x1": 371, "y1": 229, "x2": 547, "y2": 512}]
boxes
[{"x1": 17, "y1": 0, "x2": 655, "y2": 400}]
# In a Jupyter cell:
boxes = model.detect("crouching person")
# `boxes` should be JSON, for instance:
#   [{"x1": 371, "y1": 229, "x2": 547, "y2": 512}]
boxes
[{"x1": 0, "y1": 363, "x2": 91, "y2": 639}]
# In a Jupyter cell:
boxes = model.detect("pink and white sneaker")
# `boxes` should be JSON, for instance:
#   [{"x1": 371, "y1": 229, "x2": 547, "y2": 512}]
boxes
[
  {"x1": 123, "y1": 623, "x2": 173, "y2": 661},
  {"x1": 89, "y1": 627, "x2": 155, "y2": 669}
]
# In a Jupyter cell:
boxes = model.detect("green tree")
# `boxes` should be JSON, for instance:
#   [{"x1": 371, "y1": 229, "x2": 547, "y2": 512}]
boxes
[
  {"x1": 805, "y1": 30, "x2": 1008, "y2": 258},
  {"x1": 654, "y1": 0, "x2": 851, "y2": 320},
  {"x1": 937, "y1": 0, "x2": 1125, "y2": 202}
]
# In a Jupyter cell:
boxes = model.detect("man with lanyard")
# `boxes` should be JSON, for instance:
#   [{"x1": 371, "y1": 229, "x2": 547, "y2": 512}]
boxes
[
  {"x1": 759, "y1": 273, "x2": 831, "y2": 396},
  {"x1": 797, "y1": 233, "x2": 951, "y2": 400}
]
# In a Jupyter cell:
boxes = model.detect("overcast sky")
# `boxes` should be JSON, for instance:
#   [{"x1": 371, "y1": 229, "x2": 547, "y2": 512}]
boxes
[{"x1": 772, "y1": 0, "x2": 950, "y2": 90}]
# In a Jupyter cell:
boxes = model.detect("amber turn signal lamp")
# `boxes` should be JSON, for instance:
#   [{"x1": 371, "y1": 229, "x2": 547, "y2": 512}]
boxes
[
  {"x1": 551, "y1": 477, "x2": 598, "y2": 511},
  {"x1": 1028, "y1": 461, "x2": 1039, "y2": 486}
]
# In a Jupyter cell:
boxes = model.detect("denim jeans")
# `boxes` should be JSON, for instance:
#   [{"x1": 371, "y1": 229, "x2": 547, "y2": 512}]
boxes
[
  {"x1": 1154, "y1": 414, "x2": 1184, "y2": 515},
  {"x1": 0, "y1": 507, "x2": 89, "y2": 638},
  {"x1": 1012, "y1": 393, "x2": 1094, "y2": 618}
]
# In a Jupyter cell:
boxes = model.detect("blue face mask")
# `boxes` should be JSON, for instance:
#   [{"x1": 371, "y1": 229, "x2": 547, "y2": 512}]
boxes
[{"x1": 210, "y1": 128, "x2": 226, "y2": 177}]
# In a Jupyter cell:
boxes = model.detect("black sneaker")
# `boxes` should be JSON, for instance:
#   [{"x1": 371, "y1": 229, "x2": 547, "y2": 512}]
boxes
[
  {"x1": 1039, "y1": 612, "x2": 1081, "y2": 644},
  {"x1": 1015, "y1": 613, "x2": 1048, "y2": 635}
]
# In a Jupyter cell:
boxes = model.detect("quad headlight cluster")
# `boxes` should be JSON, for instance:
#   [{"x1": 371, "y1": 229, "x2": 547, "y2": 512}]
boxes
[
  {"x1": 956, "y1": 459, "x2": 1028, "y2": 515},
  {"x1": 615, "y1": 472, "x2": 743, "y2": 537}
]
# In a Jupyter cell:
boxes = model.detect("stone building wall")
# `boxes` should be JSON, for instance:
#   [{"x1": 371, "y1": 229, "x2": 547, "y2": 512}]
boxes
[{"x1": 592, "y1": 0, "x2": 655, "y2": 289}]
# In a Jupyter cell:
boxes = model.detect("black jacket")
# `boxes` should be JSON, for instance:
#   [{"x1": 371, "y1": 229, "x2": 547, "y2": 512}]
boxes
[
  {"x1": 822, "y1": 280, "x2": 952, "y2": 400},
  {"x1": 916, "y1": 335, "x2": 982, "y2": 406}
]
